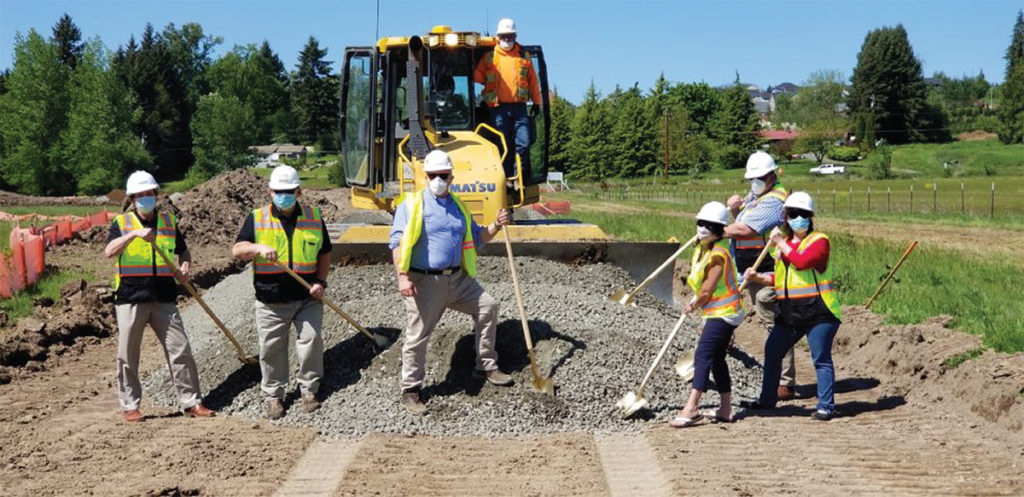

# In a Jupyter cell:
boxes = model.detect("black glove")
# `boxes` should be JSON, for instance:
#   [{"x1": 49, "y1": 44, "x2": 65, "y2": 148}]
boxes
[{"x1": 529, "y1": 105, "x2": 540, "y2": 117}]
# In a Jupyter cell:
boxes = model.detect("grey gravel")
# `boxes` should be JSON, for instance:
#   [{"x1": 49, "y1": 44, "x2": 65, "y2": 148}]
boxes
[{"x1": 145, "y1": 256, "x2": 762, "y2": 437}]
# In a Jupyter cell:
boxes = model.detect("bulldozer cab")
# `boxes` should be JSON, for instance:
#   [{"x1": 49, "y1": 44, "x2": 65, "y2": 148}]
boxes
[{"x1": 340, "y1": 27, "x2": 551, "y2": 217}]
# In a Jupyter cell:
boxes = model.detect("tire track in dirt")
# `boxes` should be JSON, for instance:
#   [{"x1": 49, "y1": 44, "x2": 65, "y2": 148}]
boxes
[
  {"x1": 274, "y1": 437, "x2": 363, "y2": 497},
  {"x1": 595, "y1": 433, "x2": 671, "y2": 497}
]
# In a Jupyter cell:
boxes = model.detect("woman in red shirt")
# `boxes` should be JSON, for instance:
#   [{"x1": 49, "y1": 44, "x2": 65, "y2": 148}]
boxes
[{"x1": 740, "y1": 192, "x2": 842, "y2": 421}]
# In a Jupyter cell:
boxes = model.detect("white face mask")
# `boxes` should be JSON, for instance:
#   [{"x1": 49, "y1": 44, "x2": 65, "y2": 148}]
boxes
[
  {"x1": 428, "y1": 176, "x2": 449, "y2": 196},
  {"x1": 696, "y1": 226, "x2": 714, "y2": 240},
  {"x1": 750, "y1": 178, "x2": 767, "y2": 196},
  {"x1": 499, "y1": 40, "x2": 514, "y2": 51}
]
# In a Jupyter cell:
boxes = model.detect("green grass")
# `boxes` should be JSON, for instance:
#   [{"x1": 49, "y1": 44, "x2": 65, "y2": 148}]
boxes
[
  {"x1": 553, "y1": 199, "x2": 1024, "y2": 353},
  {"x1": 1, "y1": 205, "x2": 105, "y2": 217},
  {"x1": 888, "y1": 140, "x2": 1024, "y2": 177},
  {"x1": 249, "y1": 165, "x2": 335, "y2": 189},
  {"x1": 0, "y1": 269, "x2": 94, "y2": 328},
  {"x1": 942, "y1": 347, "x2": 985, "y2": 369}
]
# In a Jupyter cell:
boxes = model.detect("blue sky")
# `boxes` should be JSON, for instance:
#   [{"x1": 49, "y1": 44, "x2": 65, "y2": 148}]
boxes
[{"x1": 1, "y1": 0, "x2": 1021, "y2": 103}]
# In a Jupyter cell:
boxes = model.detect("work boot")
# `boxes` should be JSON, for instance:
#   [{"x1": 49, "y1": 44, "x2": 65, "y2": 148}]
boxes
[
  {"x1": 301, "y1": 392, "x2": 321, "y2": 413},
  {"x1": 476, "y1": 369, "x2": 514, "y2": 386},
  {"x1": 401, "y1": 391, "x2": 427, "y2": 415},
  {"x1": 265, "y1": 398, "x2": 285, "y2": 420},
  {"x1": 183, "y1": 403, "x2": 215, "y2": 418},
  {"x1": 812, "y1": 408, "x2": 835, "y2": 421},
  {"x1": 122, "y1": 409, "x2": 144, "y2": 423},
  {"x1": 777, "y1": 385, "x2": 795, "y2": 401}
]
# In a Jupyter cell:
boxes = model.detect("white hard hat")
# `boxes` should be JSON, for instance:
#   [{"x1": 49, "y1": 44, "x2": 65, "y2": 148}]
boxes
[
  {"x1": 744, "y1": 151, "x2": 778, "y2": 179},
  {"x1": 784, "y1": 191, "x2": 815, "y2": 213},
  {"x1": 496, "y1": 18, "x2": 517, "y2": 35},
  {"x1": 696, "y1": 201, "x2": 730, "y2": 225},
  {"x1": 423, "y1": 150, "x2": 453, "y2": 173},
  {"x1": 268, "y1": 165, "x2": 301, "y2": 190},
  {"x1": 125, "y1": 171, "x2": 159, "y2": 195}
]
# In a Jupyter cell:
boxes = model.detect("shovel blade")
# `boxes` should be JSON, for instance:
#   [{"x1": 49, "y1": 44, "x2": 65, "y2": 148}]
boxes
[
  {"x1": 607, "y1": 288, "x2": 634, "y2": 306},
  {"x1": 533, "y1": 377, "x2": 555, "y2": 395},
  {"x1": 674, "y1": 350, "x2": 695, "y2": 381},
  {"x1": 620, "y1": 396, "x2": 649, "y2": 419}
]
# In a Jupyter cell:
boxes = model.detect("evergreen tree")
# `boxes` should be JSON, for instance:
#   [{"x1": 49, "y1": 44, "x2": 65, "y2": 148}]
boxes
[
  {"x1": 51, "y1": 13, "x2": 83, "y2": 70},
  {"x1": 999, "y1": 10, "x2": 1024, "y2": 144},
  {"x1": 209, "y1": 42, "x2": 292, "y2": 144},
  {"x1": 547, "y1": 88, "x2": 574, "y2": 172},
  {"x1": 161, "y1": 22, "x2": 221, "y2": 111},
  {"x1": 189, "y1": 92, "x2": 257, "y2": 182},
  {"x1": 611, "y1": 84, "x2": 658, "y2": 177},
  {"x1": 292, "y1": 36, "x2": 338, "y2": 148},
  {"x1": 670, "y1": 82, "x2": 721, "y2": 134},
  {"x1": 0, "y1": 30, "x2": 72, "y2": 194},
  {"x1": 711, "y1": 77, "x2": 759, "y2": 167},
  {"x1": 0, "y1": 69, "x2": 9, "y2": 95},
  {"x1": 849, "y1": 24, "x2": 945, "y2": 143},
  {"x1": 568, "y1": 82, "x2": 612, "y2": 180}
]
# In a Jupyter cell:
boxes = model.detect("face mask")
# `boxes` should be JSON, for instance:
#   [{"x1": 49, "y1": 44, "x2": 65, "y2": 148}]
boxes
[
  {"x1": 273, "y1": 193, "x2": 296, "y2": 210},
  {"x1": 428, "y1": 176, "x2": 449, "y2": 196},
  {"x1": 499, "y1": 40, "x2": 514, "y2": 51},
  {"x1": 696, "y1": 226, "x2": 713, "y2": 240},
  {"x1": 750, "y1": 179, "x2": 767, "y2": 196},
  {"x1": 788, "y1": 216, "x2": 810, "y2": 233},
  {"x1": 135, "y1": 196, "x2": 156, "y2": 215}
]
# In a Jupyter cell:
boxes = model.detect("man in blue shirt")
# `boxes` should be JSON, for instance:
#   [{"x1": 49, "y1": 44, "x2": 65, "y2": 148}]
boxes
[{"x1": 389, "y1": 150, "x2": 512, "y2": 415}]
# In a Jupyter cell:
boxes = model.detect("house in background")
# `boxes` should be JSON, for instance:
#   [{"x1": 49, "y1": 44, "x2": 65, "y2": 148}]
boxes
[{"x1": 250, "y1": 143, "x2": 311, "y2": 167}]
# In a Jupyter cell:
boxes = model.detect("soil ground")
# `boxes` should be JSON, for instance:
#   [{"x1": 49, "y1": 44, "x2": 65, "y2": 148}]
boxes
[{"x1": 1, "y1": 183, "x2": 1022, "y2": 496}]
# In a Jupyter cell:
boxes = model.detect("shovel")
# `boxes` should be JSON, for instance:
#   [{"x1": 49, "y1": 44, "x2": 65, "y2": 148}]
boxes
[
  {"x1": 150, "y1": 243, "x2": 259, "y2": 366},
  {"x1": 608, "y1": 235, "x2": 697, "y2": 306},
  {"x1": 273, "y1": 261, "x2": 390, "y2": 349},
  {"x1": 501, "y1": 228, "x2": 555, "y2": 395},
  {"x1": 672, "y1": 242, "x2": 774, "y2": 378},
  {"x1": 618, "y1": 311, "x2": 689, "y2": 418}
]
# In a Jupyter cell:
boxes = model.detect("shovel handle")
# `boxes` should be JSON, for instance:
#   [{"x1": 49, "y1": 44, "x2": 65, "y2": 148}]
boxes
[
  {"x1": 149, "y1": 243, "x2": 249, "y2": 361},
  {"x1": 737, "y1": 242, "x2": 774, "y2": 293},
  {"x1": 635, "y1": 311, "x2": 688, "y2": 398},
  {"x1": 501, "y1": 228, "x2": 536, "y2": 353},
  {"x1": 627, "y1": 235, "x2": 698, "y2": 299},
  {"x1": 864, "y1": 240, "x2": 918, "y2": 309},
  {"x1": 272, "y1": 260, "x2": 377, "y2": 343}
]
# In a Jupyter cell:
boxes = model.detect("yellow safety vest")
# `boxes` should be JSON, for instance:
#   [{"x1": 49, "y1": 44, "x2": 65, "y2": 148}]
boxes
[
  {"x1": 397, "y1": 190, "x2": 478, "y2": 278},
  {"x1": 479, "y1": 47, "x2": 533, "y2": 107},
  {"x1": 734, "y1": 183, "x2": 789, "y2": 251},
  {"x1": 252, "y1": 204, "x2": 323, "y2": 275},
  {"x1": 773, "y1": 231, "x2": 842, "y2": 321},
  {"x1": 687, "y1": 239, "x2": 745, "y2": 319},
  {"x1": 114, "y1": 210, "x2": 177, "y2": 290}
]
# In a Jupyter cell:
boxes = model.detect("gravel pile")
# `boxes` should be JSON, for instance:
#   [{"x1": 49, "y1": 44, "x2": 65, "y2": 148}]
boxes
[{"x1": 145, "y1": 257, "x2": 762, "y2": 437}]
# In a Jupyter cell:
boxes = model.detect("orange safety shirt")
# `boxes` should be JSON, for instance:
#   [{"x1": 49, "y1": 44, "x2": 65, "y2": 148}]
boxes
[{"x1": 473, "y1": 44, "x2": 541, "y2": 106}]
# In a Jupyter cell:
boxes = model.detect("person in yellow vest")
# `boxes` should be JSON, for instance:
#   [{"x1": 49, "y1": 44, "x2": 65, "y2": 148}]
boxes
[
  {"x1": 473, "y1": 18, "x2": 543, "y2": 182},
  {"x1": 388, "y1": 150, "x2": 512, "y2": 415},
  {"x1": 740, "y1": 192, "x2": 842, "y2": 421},
  {"x1": 724, "y1": 150, "x2": 796, "y2": 400},
  {"x1": 104, "y1": 171, "x2": 214, "y2": 422},
  {"x1": 669, "y1": 202, "x2": 747, "y2": 428},
  {"x1": 232, "y1": 165, "x2": 332, "y2": 420}
]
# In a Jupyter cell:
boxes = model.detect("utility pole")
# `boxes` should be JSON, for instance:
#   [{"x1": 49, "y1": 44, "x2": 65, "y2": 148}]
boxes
[{"x1": 663, "y1": 108, "x2": 670, "y2": 181}]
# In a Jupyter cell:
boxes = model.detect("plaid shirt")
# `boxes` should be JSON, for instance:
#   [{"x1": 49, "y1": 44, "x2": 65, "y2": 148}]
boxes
[{"x1": 737, "y1": 193, "x2": 784, "y2": 235}]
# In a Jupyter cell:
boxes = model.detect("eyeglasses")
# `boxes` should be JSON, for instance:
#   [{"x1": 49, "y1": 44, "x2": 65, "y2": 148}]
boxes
[
  {"x1": 786, "y1": 209, "x2": 812, "y2": 219},
  {"x1": 696, "y1": 220, "x2": 719, "y2": 229},
  {"x1": 427, "y1": 172, "x2": 451, "y2": 180},
  {"x1": 273, "y1": 188, "x2": 297, "y2": 195},
  {"x1": 498, "y1": 34, "x2": 516, "y2": 41}
]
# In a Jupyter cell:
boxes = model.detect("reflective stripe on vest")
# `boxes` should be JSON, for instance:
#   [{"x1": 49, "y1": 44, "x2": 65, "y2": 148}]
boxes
[
  {"x1": 686, "y1": 239, "x2": 745, "y2": 319},
  {"x1": 480, "y1": 48, "x2": 533, "y2": 107},
  {"x1": 734, "y1": 183, "x2": 789, "y2": 252},
  {"x1": 773, "y1": 231, "x2": 842, "y2": 320},
  {"x1": 397, "y1": 190, "x2": 478, "y2": 278},
  {"x1": 114, "y1": 210, "x2": 177, "y2": 290},
  {"x1": 252, "y1": 204, "x2": 323, "y2": 275}
]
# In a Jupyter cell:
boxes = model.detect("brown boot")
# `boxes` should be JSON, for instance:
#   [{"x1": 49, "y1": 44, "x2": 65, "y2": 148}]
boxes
[
  {"x1": 301, "y1": 393, "x2": 321, "y2": 413},
  {"x1": 266, "y1": 398, "x2": 285, "y2": 420},
  {"x1": 122, "y1": 409, "x2": 144, "y2": 423},
  {"x1": 401, "y1": 391, "x2": 427, "y2": 415},
  {"x1": 777, "y1": 385, "x2": 795, "y2": 401},
  {"x1": 183, "y1": 403, "x2": 215, "y2": 418},
  {"x1": 476, "y1": 369, "x2": 514, "y2": 386}
]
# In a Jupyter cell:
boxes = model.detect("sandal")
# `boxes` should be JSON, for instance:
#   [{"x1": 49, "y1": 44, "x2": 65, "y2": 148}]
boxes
[
  {"x1": 705, "y1": 409, "x2": 736, "y2": 423},
  {"x1": 668, "y1": 413, "x2": 704, "y2": 428}
]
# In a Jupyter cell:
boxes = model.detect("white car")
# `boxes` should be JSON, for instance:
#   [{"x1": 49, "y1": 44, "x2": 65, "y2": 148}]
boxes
[{"x1": 810, "y1": 163, "x2": 845, "y2": 175}]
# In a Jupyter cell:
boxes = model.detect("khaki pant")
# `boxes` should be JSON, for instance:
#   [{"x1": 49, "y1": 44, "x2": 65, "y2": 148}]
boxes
[
  {"x1": 116, "y1": 302, "x2": 202, "y2": 411},
  {"x1": 255, "y1": 298, "x2": 324, "y2": 399},
  {"x1": 747, "y1": 281, "x2": 796, "y2": 387},
  {"x1": 401, "y1": 271, "x2": 499, "y2": 393}
]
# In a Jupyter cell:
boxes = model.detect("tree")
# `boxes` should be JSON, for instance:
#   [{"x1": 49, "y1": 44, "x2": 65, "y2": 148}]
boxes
[
  {"x1": 0, "y1": 30, "x2": 72, "y2": 194},
  {"x1": 711, "y1": 78, "x2": 759, "y2": 167},
  {"x1": 51, "y1": 13, "x2": 83, "y2": 70},
  {"x1": 209, "y1": 41, "x2": 293, "y2": 143},
  {"x1": 784, "y1": 69, "x2": 847, "y2": 126},
  {"x1": 568, "y1": 82, "x2": 612, "y2": 180},
  {"x1": 999, "y1": 10, "x2": 1024, "y2": 144},
  {"x1": 189, "y1": 93, "x2": 257, "y2": 182},
  {"x1": 610, "y1": 84, "x2": 658, "y2": 177},
  {"x1": 161, "y1": 22, "x2": 221, "y2": 110},
  {"x1": 547, "y1": 89, "x2": 574, "y2": 172},
  {"x1": 291, "y1": 36, "x2": 338, "y2": 148},
  {"x1": 849, "y1": 24, "x2": 947, "y2": 144},
  {"x1": 795, "y1": 118, "x2": 848, "y2": 164},
  {"x1": 58, "y1": 40, "x2": 152, "y2": 194}
]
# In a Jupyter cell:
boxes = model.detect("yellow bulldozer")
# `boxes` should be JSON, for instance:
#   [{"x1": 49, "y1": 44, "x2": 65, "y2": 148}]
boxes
[{"x1": 333, "y1": 26, "x2": 680, "y2": 304}]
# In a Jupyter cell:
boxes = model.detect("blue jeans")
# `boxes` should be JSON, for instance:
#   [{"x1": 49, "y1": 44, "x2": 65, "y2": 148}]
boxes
[
  {"x1": 759, "y1": 320, "x2": 840, "y2": 412},
  {"x1": 692, "y1": 318, "x2": 736, "y2": 393},
  {"x1": 489, "y1": 103, "x2": 531, "y2": 180}
]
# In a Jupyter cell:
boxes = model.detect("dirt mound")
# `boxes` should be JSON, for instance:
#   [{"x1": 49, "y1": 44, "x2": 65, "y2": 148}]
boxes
[
  {"x1": 0, "y1": 280, "x2": 116, "y2": 384},
  {"x1": 0, "y1": 190, "x2": 113, "y2": 207},
  {"x1": 834, "y1": 306, "x2": 1024, "y2": 436},
  {"x1": 955, "y1": 130, "x2": 998, "y2": 141}
]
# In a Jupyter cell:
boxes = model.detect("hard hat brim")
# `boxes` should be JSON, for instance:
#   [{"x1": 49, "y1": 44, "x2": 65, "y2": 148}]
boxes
[{"x1": 269, "y1": 180, "x2": 301, "y2": 190}]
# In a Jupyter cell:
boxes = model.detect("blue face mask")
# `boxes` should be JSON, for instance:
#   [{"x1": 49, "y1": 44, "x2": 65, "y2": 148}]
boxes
[
  {"x1": 273, "y1": 193, "x2": 296, "y2": 210},
  {"x1": 135, "y1": 196, "x2": 156, "y2": 214},
  {"x1": 788, "y1": 216, "x2": 810, "y2": 232}
]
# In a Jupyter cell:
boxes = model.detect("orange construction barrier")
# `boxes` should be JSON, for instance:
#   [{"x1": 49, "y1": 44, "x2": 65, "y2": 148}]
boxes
[
  {"x1": 0, "y1": 254, "x2": 12, "y2": 299},
  {"x1": 7, "y1": 231, "x2": 26, "y2": 292},
  {"x1": 57, "y1": 219, "x2": 72, "y2": 243},
  {"x1": 23, "y1": 232, "x2": 44, "y2": 286}
]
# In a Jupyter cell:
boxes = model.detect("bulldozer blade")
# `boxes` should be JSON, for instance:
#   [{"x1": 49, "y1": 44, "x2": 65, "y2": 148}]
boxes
[{"x1": 674, "y1": 350, "x2": 695, "y2": 382}]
